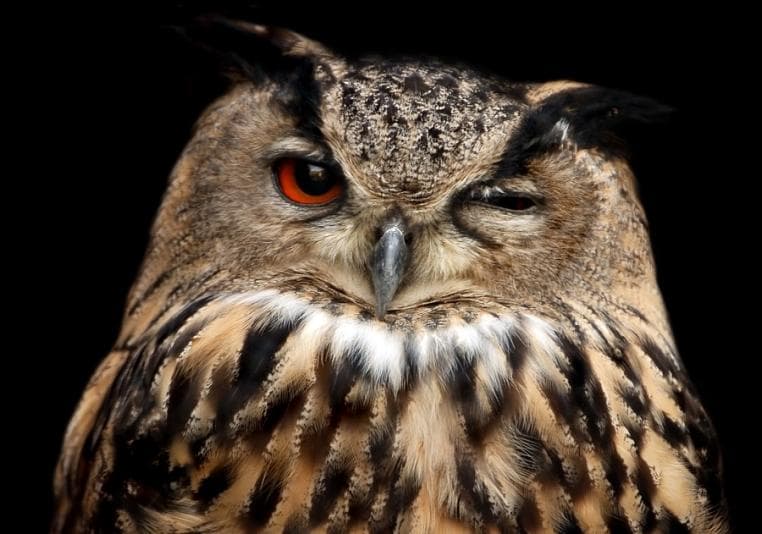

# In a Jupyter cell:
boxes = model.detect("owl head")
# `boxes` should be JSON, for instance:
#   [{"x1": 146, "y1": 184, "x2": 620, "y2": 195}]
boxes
[{"x1": 125, "y1": 20, "x2": 671, "y2": 339}]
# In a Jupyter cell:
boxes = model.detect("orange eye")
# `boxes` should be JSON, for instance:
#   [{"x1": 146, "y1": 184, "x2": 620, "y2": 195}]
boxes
[{"x1": 275, "y1": 158, "x2": 343, "y2": 205}]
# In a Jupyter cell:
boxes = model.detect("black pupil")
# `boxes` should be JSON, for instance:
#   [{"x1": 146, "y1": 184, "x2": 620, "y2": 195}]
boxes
[{"x1": 295, "y1": 162, "x2": 335, "y2": 196}]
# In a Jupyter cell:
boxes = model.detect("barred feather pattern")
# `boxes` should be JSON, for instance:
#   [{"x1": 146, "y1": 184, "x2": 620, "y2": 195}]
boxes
[{"x1": 54, "y1": 287, "x2": 725, "y2": 533}]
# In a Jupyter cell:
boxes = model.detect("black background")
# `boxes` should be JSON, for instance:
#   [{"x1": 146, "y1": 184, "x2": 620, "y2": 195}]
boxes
[{"x1": 33, "y1": 3, "x2": 750, "y2": 531}]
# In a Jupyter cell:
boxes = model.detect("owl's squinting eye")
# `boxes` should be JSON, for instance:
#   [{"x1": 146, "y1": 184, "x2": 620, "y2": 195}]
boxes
[
  {"x1": 274, "y1": 158, "x2": 343, "y2": 205},
  {"x1": 481, "y1": 193, "x2": 536, "y2": 212},
  {"x1": 467, "y1": 185, "x2": 539, "y2": 213}
]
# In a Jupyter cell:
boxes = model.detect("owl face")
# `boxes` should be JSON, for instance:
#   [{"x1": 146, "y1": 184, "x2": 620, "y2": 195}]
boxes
[{"x1": 149, "y1": 24, "x2": 666, "y2": 326}]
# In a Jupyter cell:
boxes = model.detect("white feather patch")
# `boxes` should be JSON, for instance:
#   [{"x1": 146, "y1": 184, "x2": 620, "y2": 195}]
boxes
[{"x1": 224, "y1": 291, "x2": 558, "y2": 393}]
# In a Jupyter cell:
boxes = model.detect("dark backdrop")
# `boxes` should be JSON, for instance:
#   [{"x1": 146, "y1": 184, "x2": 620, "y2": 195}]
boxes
[{"x1": 35, "y1": 3, "x2": 750, "y2": 531}]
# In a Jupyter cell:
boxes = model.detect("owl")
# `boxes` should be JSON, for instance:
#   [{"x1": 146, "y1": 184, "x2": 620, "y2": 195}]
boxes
[{"x1": 53, "y1": 20, "x2": 727, "y2": 533}]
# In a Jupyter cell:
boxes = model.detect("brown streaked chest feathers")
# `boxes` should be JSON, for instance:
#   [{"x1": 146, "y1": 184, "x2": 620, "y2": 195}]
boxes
[{"x1": 55, "y1": 291, "x2": 724, "y2": 533}]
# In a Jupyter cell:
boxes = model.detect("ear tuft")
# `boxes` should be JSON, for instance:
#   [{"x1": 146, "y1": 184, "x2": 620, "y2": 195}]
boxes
[
  {"x1": 529, "y1": 84, "x2": 674, "y2": 150},
  {"x1": 171, "y1": 16, "x2": 338, "y2": 84},
  {"x1": 206, "y1": 18, "x2": 335, "y2": 58}
]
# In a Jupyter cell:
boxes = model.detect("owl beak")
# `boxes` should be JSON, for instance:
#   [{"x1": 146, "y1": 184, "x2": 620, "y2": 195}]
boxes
[{"x1": 371, "y1": 217, "x2": 409, "y2": 319}]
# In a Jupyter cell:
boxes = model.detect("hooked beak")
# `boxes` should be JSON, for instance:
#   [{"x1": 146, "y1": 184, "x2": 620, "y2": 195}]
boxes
[{"x1": 371, "y1": 217, "x2": 409, "y2": 319}]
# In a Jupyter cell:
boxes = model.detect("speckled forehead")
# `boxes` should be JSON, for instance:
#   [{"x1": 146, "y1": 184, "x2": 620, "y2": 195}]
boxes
[{"x1": 320, "y1": 61, "x2": 527, "y2": 203}]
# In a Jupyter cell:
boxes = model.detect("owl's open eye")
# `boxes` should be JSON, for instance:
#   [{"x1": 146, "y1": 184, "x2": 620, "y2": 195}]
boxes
[{"x1": 274, "y1": 158, "x2": 343, "y2": 205}]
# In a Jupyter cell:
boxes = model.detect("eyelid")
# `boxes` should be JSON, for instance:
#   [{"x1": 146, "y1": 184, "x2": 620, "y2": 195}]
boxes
[
  {"x1": 466, "y1": 179, "x2": 541, "y2": 201},
  {"x1": 266, "y1": 137, "x2": 328, "y2": 162}
]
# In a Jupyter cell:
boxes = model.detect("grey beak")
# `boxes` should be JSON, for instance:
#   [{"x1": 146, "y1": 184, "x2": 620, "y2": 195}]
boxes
[{"x1": 371, "y1": 218, "x2": 409, "y2": 319}]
